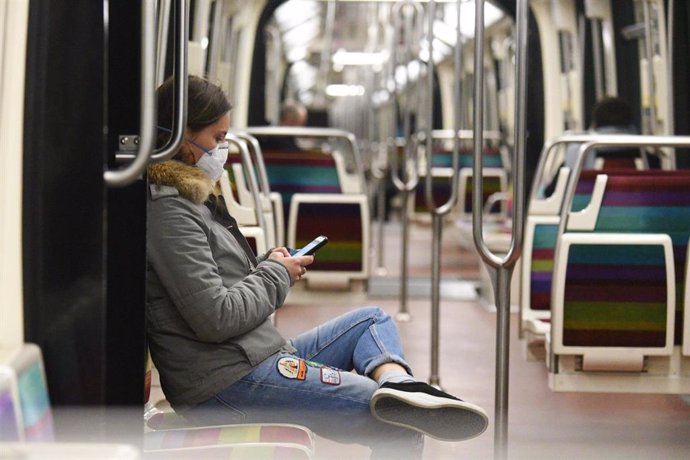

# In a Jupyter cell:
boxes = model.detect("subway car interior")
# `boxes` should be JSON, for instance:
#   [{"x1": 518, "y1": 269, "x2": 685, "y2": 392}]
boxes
[{"x1": 2, "y1": 0, "x2": 690, "y2": 458}]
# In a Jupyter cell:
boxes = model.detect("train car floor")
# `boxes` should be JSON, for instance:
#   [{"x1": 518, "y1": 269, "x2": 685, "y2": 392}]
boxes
[{"x1": 277, "y1": 220, "x2": 690, "y2": 460}]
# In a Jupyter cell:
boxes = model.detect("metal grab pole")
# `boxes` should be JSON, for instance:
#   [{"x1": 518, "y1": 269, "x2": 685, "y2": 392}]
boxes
[
  {"x1": 390, "y1": 1, "x2": 423, "y2": 322},
  {"x1": 371, "y1": 143, "x2": 389, "y2": 276},
  {"x1": 424, "y1": 0, "x2": 464, "y2": 389},
  {"x1": 641, "y1": 0, "x2": 657, "y2": 135},
  {"x1": 472, "y1": 1, "x2": 528, "y2": 459}
]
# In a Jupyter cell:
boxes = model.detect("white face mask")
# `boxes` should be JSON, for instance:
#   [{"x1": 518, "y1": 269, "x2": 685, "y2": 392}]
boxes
[{"x1": 194, "y1": 141, "x2": 229, "y2": 182}]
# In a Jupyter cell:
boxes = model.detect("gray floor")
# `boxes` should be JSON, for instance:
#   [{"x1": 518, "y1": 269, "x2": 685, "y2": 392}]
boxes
[{"x1": 276, "y1": 221, "x2": 690, "y2": 460}]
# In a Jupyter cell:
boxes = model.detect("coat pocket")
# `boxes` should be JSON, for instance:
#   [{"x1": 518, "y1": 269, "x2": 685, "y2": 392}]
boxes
[{"x1": 232, "y1": 319, "x2": 286, "y2": 366}]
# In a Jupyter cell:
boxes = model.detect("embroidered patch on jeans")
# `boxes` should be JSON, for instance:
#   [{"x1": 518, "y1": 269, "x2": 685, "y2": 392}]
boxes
[
  {"x1": 320, "y1": 367, "x2": 341, "y2": 385},
  {"x1": 277, "y1": 357, "x2": 307, "y2": 380}
]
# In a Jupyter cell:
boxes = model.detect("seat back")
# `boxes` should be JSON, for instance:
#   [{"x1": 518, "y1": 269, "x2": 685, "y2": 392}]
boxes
[
  {"x1": 263, "y1": 150, "x2": 342, "y2": 223},
  {"x1": 0, "y1": 344, "x2": 54, "y2": 442},
  {"x1": 551, "y1": 171, "x2": 690, "y2": 371},
  {"x1": 413, "y1": 142, "x2": 506, "y2": 219},
  {"x1": 290, "y1": 199, "x2": 365, "y2": 273},
  {"x1": 564, "y1": 172, "x2": 690, "y2": 345},
  {"x1": 457, "y1": 168, "x2": 508, "y2": 220}
]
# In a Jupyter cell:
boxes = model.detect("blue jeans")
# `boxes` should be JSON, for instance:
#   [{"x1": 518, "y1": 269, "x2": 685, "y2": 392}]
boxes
[{"x1": 185, "y1": 307, "x2": 424, "y2": 458}]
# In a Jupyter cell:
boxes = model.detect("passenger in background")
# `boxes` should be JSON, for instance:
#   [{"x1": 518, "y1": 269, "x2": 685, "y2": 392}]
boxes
[
  {"x1": 563, "y1": 96, "x2": 640, "y2": 170},
  {"x1": 147, "y1": 75, "x2": 488, "y2": 459},
  {"x1": 256, "y1": 99, "x2": 308, "y2": 151},
  {"x1": 544, "y1": 96, "x2": 644, "y2": 197},
  {"x1": 279, "y1": 98, "x2": 308, "y2": 127}
]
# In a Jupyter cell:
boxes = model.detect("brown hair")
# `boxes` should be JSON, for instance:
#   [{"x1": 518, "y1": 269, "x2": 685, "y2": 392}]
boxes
[{"x1": 156, "y1": 75, "x2": 232, "y2": 153}]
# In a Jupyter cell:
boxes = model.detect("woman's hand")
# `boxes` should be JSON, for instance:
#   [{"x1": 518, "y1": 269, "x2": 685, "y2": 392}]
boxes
[{"x1": 269, "y1": 247, "x2": 314, "y2": 285}]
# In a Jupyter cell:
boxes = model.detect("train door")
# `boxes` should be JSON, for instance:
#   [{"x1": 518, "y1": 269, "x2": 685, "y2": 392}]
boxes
[{"x1": 19, "y1": 0, "x2": 147, "y2": 441}]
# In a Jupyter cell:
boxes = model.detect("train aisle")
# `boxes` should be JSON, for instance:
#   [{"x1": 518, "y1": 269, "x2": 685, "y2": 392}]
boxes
[{"x1": 277, "y1": 220, "x2": 690, "y2": 460}]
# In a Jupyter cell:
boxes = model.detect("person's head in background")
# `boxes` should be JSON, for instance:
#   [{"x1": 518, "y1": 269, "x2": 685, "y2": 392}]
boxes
[
  {"x1": 591, "y1": 96, "x2": 633, "y2": 130},
  {"x1": 279, "y1": 99, "x2": 307, "y2": 127},
  {"x1": 156, "y1": 75, "x2": 232, "y2": 168}
]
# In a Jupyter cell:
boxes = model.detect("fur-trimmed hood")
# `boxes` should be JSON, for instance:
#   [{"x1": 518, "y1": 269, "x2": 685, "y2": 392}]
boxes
[{"x1": 147, "y1": 160, "x2": 214, "y2": 204}]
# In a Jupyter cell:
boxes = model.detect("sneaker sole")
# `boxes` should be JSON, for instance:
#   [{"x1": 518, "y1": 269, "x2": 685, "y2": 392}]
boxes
[{"x1": 370, "y1": 388, "x2": 489, "y2": 441}]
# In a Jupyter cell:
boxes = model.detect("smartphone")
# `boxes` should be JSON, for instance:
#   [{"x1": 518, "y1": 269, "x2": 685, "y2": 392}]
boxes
[{"x1": 291, "y1": 235, "x2": 328, "y2": 256}]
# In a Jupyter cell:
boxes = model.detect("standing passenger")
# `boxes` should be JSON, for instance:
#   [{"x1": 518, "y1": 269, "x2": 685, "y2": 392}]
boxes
[{"x1": 147, "y1": 75, "x2": 488, "y2": 459}]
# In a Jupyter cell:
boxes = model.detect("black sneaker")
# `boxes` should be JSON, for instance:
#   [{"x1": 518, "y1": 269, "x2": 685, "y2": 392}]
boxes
[{"x1": 370, "y1": 382, "x2": 489, "y2": 441}]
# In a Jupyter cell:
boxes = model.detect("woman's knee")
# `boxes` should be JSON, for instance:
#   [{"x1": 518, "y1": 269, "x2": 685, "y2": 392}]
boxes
[{"x1": 358, "y1": 306, "x2": 389, "y2": 322}]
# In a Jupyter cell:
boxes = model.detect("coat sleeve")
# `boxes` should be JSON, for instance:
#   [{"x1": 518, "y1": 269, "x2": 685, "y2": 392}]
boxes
[{"x1": 148, "y1": 197, "x2": 291, "y2": 343}]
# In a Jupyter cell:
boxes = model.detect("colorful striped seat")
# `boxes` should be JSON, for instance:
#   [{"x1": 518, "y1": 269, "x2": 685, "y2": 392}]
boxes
[
  {"x1": 526, "y1": 170, "x2": 600, "y2": 314},
  {"x1": 561, "y1": 243, "x2": 669, "y2": 347},
  {"x1": 144, "y1": 358, "x2": 315, "y2": 459},
  {"x1": 561, "y1": 172, "x2": 690, "y2": 347},
  {"x1": 427, "y1": 146, "x2": 504, "y2": 168},
  {"x1": 292, "y1": 201, "x2": 364, "y2": 272},
  {"x1": 144, "y1": 424, "x2": 315, "y2": 460},
  {"x1": 412, "y1": 145, "x2": 506, "y2": 219},
  {"x1": 520, "y1": 167, "x2": 647, "y2": 361},
  {"x1": 263, "y1": 151, "x2": 342, "y2": 219},
  {"x1": 548, "y1": 171, "x2": 690, "y2": 383},
  {"x1": 263, "y1": 149, "x2": 369, "y2": 286}
]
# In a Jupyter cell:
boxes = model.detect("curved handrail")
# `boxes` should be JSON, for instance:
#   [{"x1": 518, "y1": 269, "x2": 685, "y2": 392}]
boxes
[
  {"x1": 225, "y1": 134, "x2": 268, "y2": 239},
  {"x1": 528, "y1": 132, "x2": 669, "y2": 206},
  {"x1": 429, "y1": 129, "x2": 502, "y2": 141},
  {"x1": 557, "y1": 135, "x2": 690, "y2": 238},
  {"x1": 150, "y1": 0, "x2": 189, "y2": 162},
  {"x1": 472, "y1": 0, "x2": 527, "y2": 271},
  {"x1": 423, "y1": 0, "x2": 461, "y2": 216},
  {"x1": 104, "y1": 0, "x2": 156, "y2": 187}
]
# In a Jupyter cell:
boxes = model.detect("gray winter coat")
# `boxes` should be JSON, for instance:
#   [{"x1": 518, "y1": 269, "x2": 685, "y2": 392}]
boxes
[{"x1": 146, "y1": 160, "x2": 295, "y2": 410}]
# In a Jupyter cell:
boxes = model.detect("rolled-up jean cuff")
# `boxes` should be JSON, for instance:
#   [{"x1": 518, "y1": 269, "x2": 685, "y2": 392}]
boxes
[{"x1": 364, "y1": 352, "x2": 413, "y2": 378}]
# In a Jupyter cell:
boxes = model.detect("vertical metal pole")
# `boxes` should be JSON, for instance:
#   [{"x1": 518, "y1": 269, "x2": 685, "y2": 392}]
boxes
[
  {"x1": 492, "y1": 265, "x2": 512, "y2": 460},
  {"x1": 642, "y1": 0, "x2": 657, "y2": 135},
  {"x1": 426, "y1": 0, "x2": 463, "y2": 389},
  {"x1": 398, "y1": 1, "x2": 414, "y2": 322},
  {"x1": 426, "y1": 0, "x2": 440, "y2": 387},
  {"x1": 375, "y1": 162, "x2": 388, "y2": 275},
  {"x1": 472, "y1": 1, "x2": 528, "y2": 459},
  {"x1": 429, "y1": 212, "x2": 443, "y2": 386},
  {"x1": 390, "y1": 1, "x2": 423, "y2": 322},
  {"x1": 666, "y1": 0, "x2": 676, "y2": 168}
]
